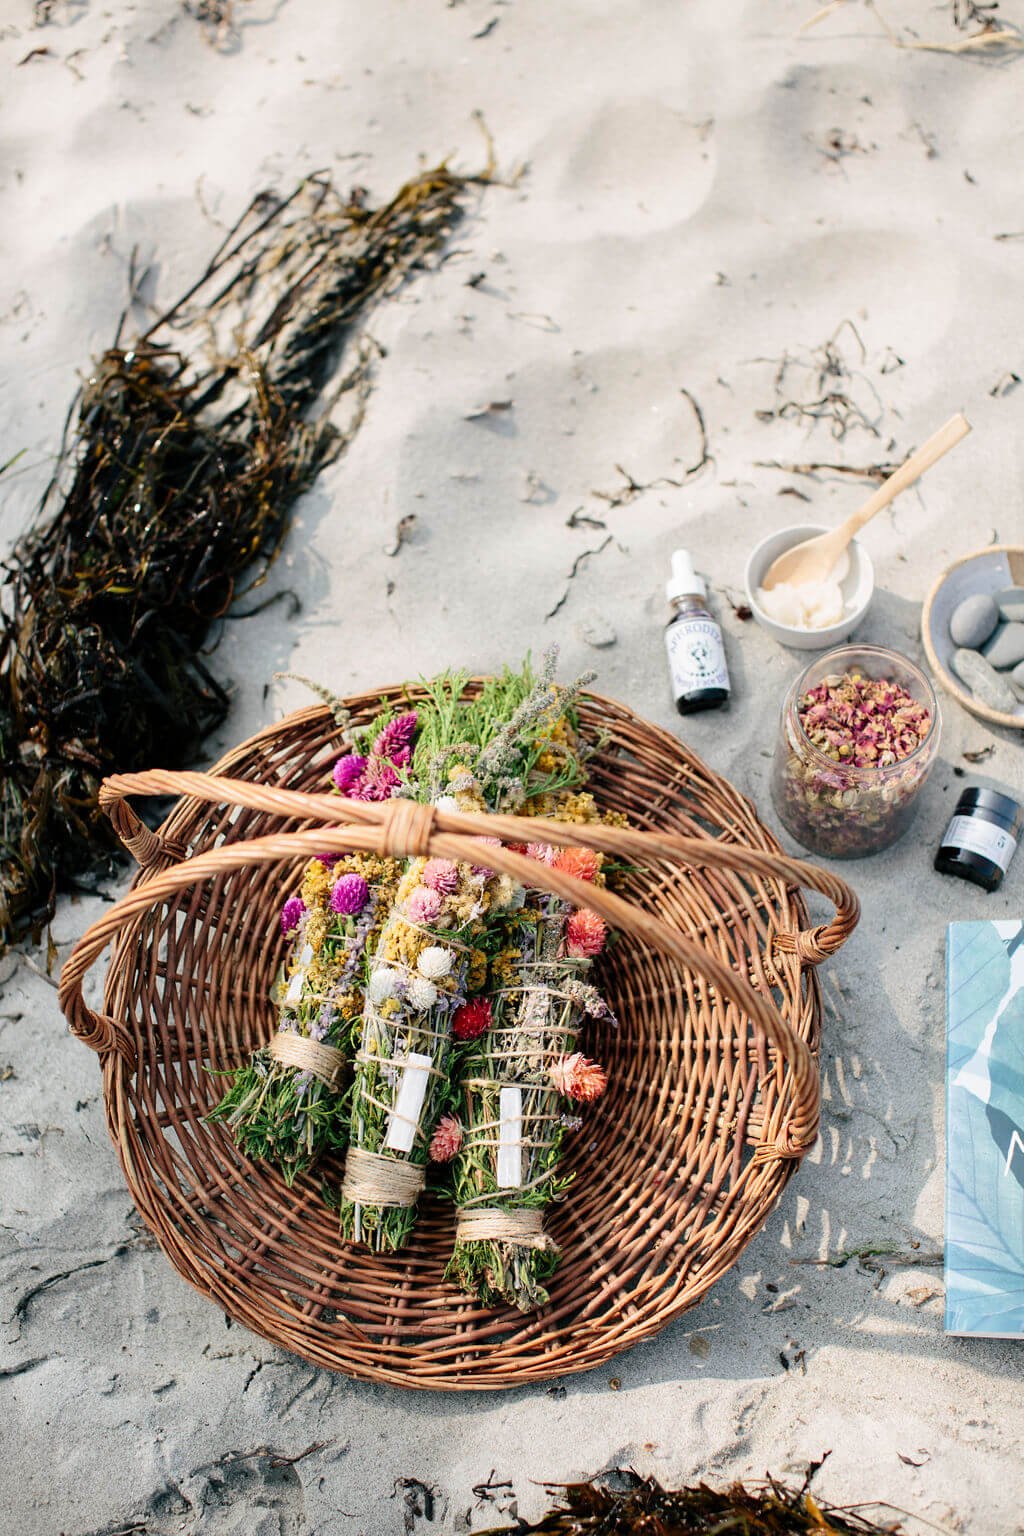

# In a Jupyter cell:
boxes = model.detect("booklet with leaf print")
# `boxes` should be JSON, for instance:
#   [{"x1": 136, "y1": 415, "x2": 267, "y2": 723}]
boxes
[{"x1": 945, "y1": 919, "x2": 1024, "y2": 1338}]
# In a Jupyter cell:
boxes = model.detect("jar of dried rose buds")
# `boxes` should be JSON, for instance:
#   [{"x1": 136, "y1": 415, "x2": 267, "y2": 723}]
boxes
[{"x1": 771, "y1": 645, "x2": 940, "y2": 859}]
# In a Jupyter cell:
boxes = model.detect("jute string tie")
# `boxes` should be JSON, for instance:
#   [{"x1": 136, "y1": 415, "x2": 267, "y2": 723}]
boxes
[
  {"x1": 268, "y1": 1031, "x2": 346, "y2": 1089},
  {"x1": 455, "y1": 1205, "x2": 558, "y2": 1252},
  {"x1": 342, "y1": 1145, "x2": 425, "y2": 1208}
]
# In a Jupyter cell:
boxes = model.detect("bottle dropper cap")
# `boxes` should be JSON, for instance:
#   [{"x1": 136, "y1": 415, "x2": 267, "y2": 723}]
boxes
[{"x1": 666, "y1": 549, "x2": 706, "y2": 602}]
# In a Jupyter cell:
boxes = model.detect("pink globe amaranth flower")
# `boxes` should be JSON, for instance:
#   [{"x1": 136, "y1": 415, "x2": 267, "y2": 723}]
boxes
[
  {"x1": 405, "y1": 885, "x2": 443, "y2": 925},
  {"x1": 429, "y1": 1114, "x2": 463, "y2": 1163},
  {"x1": 566, "y1": 908, "x2": 607, "y2": 958},
  {"x1": 452, "y1": 998, "x2": 492, "y2": 1041},
  {"x1": 280, "y1": 896, "x2": 305, "y2": 936},
  {"x1": 373, "y1": 711, "x2": 418, "y2": 760},
  {"x1": 330, "y1": 873, "x2": 370, "y2": 916},
  {"x1": 422, "y1": 857, "x2": 459, "y2": 894},
  {"x1": 332, "y1": 753, "x2": 367, "y2": 794},
  {"x1": 550, "y1": 1052, "x2": 607, "y2": 1103},
  {"x1": 525, "y1": 842, "x2": 555, "y2": 865}
]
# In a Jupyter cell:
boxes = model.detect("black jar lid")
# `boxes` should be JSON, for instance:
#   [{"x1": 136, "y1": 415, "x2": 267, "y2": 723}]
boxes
[{"x1": 953, "y1": 785, "x2": 1024, "y2": 835}]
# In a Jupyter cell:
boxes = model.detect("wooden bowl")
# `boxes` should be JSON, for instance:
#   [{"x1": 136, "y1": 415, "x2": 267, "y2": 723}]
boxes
[{"x1": 922, "y1": 545, "x2": 1024, "y2": 731}]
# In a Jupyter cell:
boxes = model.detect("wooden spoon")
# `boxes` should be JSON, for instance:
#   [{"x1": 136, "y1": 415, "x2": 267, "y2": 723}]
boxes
[{"x1": 760, "y1": 412, "x2": 972, "y2": 591}]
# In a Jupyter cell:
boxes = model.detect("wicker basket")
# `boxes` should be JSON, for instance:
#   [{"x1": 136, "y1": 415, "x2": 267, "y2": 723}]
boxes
[{"x1": 59, "y1": 688, "x2": 858, "y2": 1390}]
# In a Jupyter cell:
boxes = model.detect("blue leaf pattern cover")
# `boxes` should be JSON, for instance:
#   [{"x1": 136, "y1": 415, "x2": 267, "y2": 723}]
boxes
[{"x1": 946, "y1": 920, "x2": 1024, "y2": 1336}]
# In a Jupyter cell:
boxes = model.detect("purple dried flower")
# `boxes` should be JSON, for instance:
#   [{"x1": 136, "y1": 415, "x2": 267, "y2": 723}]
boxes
[
  {"x1": 280, "y1": 896, "x2": 305, "y2": 936},
  {"x1": 333, "y1": 753, "x2": 367, "y2": 794},
  {"x1": 330, "y1": 873, "x2": 370, "y2": 915},
  {"x1": 373, "y1": 711, "x2": 418, "y2": 760}
]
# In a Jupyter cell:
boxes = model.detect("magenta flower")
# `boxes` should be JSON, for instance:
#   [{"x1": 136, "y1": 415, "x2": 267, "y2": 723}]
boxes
[
  {"x1": 373, "y1": 711, "x2": 418, "y2": 760},
  {"x1": 333, "y1": 753, "x2": 367, "y2": 794},
  {"x1": 422, "y1": 857, "x2": 459, "y2": 894},
  {"x1": 330, "y1": 873, "x2": 370, "y2": 916},
  {"x1": 280, "y1": 896, "x2": 305, "y2": 936},
  {"x1": 405, "y1": 886, "x2": 443, "y2": 925}
]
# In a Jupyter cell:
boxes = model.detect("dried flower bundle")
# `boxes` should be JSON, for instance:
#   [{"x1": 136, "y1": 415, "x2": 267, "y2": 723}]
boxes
[
  {"x1": 0, "y1": 150, "x2": 489, "y2": 952},
  {"x1": 446, "y1": 869, "x2": 613, "y2": 1312},
  {"x1": 335, "y1": 651, "x2": 601, "y2": 1252},
  {"x1": 205, "y1": 851, "x2": 402, "y2": 1184}
]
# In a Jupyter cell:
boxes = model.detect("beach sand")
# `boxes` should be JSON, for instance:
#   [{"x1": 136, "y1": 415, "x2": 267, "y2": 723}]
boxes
[{"x1": 2, "y1": 1, "x2": 1023, "y2": 1531}]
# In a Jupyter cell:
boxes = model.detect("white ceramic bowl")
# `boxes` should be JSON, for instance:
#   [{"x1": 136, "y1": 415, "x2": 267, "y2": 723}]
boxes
[
  {"x1": 921, "y1": 544, "x2": 1024, "y2": 730},
  {"x1": 744, "y1": 523, "x2": 874, "y2": 651}
]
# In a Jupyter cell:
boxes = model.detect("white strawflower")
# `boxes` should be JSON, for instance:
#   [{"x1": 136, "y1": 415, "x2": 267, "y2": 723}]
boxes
[
  {"x1": 367, "y1": 967, "x2": 401, "y2": 1005},
  {"x1": 433, "y1": 794, "x2": 459, "y2": 812},
  {"x1": 406, "y1": 975, "x2": 438, "y2": 1011},
  {"x1": 417, "y1": 945, "x2": 453, "y2": 981}
]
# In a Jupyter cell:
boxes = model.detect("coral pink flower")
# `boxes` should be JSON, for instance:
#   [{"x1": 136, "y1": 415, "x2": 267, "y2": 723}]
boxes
[
  {"x1": 422, "y1": 858, "x2": 459, "y2": 894},
  {"x1": 405, "y1": 886, "x2": 443, "y2": 925},
  {"x1": 566, "y1": 908, "x2": 607, "y2": 958},
  {"x1": 549, "y1": 1052, "x2": 607, "y2": 1103},
  {"x1": 452, "y1": 998, "x2": 492, "y2": 1041},
  {"x1": 552, "y1": 847, "x2": 600, "y2": 883},
  {"x1": 429, "y1": 1114, "x2": 463, "y2": 1163},
  {"x1": 525, "y1": 842, "x2": 555, "y2": 864}
]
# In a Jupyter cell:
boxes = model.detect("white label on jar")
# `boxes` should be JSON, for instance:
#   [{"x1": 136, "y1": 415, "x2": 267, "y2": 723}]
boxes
[
  {"x1": 666, "y1": 618, "x2": 730, "y2": 695},
  {"x1": 942, "y1": 814, "x2": 1018, "y2": 872}
]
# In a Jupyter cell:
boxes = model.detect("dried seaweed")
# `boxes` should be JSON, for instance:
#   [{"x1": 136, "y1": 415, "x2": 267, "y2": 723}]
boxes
[
  {"x1": 477, "y1": 1464, "x2": 909, "y2": 1534},
  {"x1": 0, "y1": 148, "x2": 491, "y2": 950}
]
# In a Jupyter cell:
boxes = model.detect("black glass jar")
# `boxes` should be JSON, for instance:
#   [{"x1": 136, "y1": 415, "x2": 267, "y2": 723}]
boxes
[{"x1": 935, "y1": 787, "x2": 1024, "y2": 892}]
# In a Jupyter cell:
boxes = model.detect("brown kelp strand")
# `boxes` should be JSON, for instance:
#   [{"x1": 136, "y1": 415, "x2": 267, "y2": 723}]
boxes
[
  {"x1": 476, "y1": 1467, "x2": 907, "y2": 1534},
  {"x1": 0, "y1": 150, "x2": 490, "y2": 950}
]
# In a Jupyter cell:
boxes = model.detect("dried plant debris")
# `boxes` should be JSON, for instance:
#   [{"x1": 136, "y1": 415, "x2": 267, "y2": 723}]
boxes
[
  {"x1": 804, "y1": 0, "x2": 1024, "y2": 54},
  {"x1": 477, "y1": 1462, "x2": 908, "y2": 1534},
  {"x1": 0, "y1": 152, "x2": 491, "y2": 950},
  {"x1": 752, "y1": 319, "x2": 892, "y2": 442}
]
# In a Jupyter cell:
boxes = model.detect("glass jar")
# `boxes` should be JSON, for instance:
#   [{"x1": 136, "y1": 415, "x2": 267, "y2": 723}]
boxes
[{"x1": 771, "y1": 645, "x2": 940, "y2": 859}]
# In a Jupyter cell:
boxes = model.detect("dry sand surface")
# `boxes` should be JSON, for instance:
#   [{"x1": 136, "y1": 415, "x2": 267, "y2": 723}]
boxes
[{"x1": 2, "y1": 1, "x2": 1024, "y2": 1532}]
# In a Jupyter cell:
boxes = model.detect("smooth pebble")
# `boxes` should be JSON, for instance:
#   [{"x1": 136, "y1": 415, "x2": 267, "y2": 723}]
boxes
[
  {"x1": 949, "y1": 592, "x2": 999, "y2": 649},
  {"x1": 996, "y1": 587, "x2": 1024, "y2": 624},
  {"x1": 951, "y1": 648, "x2": 1017, "y2": 712},
  {"x1": 982, "y1": 621, "x2": 1024, "y2": 670}
]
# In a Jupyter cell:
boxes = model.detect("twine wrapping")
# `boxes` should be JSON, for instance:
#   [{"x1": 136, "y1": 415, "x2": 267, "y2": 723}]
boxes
[
  {"x1": 455, "y1": 1205, "x2": 558, "y2": 1253},
  {"x1": 268, "y1": 1030, "x2": 347, "y2": 1088},
  {"x1": 341, "y1": 1146, "x2": 425, "y2": 1208}
]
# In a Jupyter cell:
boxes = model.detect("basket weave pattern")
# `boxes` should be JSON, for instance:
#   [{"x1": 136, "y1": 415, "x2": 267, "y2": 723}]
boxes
[{"x1": 59, "y1": 690, "x2": 858, "y2": 1390}]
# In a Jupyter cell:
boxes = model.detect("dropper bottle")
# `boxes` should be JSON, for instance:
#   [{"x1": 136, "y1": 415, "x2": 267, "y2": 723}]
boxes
[{"x1": 664, "y1": 549, "x2": 730, "y2": 714}]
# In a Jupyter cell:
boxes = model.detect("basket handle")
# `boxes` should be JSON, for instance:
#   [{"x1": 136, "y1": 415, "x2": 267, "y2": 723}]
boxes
[{"x1": 59, "y1": 773, "x2": 860, "y2": 1162}]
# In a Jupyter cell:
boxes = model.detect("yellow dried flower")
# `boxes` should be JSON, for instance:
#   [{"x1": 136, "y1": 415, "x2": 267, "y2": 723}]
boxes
[
  {"x1": 301, "y1": 858, "x2": 334, "y2": 909},
  {"x1": 379, "y1": 998, "x2": 400, "y2": 1019},
  {"x1": 338, "y1": 991, "x2": 362, "y2": 1020},
  {"x1": 305, "y1": 909, "x2": 331, "y2": 955},
  {"x1": 466, "y1": 947, "x2": 488, "y2": 991}
]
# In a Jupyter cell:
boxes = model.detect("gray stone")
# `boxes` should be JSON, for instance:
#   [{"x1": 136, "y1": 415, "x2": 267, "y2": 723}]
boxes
[
  {"x1": 983, "y1": 621, "x2": 1024, "y2": 670},
  {"x1": 996, "y1": 586, "x2": 1024, "y2": 623},
  {"x1": 578, "y1": 615, "x2": 618, "y2": 649},
  {"x1": 951, "y1": 647, "x2": 1017, "y2": 711},
  {"x1": 949, "y1": 592, "x2": 1000, "y2": 649}
]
